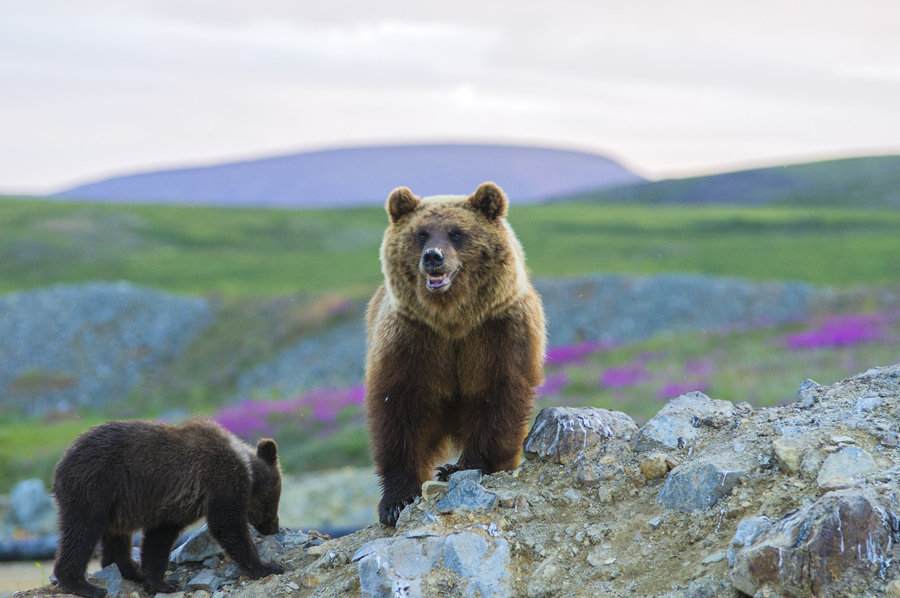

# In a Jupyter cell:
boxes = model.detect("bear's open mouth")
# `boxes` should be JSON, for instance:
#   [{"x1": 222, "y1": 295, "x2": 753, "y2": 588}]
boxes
[{"x1": 423, "y1": 267, "x2": 459, "y2": 292}]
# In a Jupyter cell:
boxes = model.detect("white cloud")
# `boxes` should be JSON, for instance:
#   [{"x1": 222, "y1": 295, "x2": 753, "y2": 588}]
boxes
[{"x1": 1, "y1": 0, "x2": 900, "y2": 192}]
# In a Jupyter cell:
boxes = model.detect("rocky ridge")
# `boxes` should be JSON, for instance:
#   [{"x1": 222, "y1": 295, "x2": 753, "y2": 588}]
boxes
[{"x1": 16, "y1": 364, "x2": 900, "y2": 597}]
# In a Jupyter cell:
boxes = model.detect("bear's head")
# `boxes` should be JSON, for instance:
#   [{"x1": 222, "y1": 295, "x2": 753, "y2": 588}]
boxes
[
  {"x1": 248, "y1": 438, "x2": 281, "y2": 535},
  {"x1": 381, "y1": 182, "x2": 528, "y2": 331}
]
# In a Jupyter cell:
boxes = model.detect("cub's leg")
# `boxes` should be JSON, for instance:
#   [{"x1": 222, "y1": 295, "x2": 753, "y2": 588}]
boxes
[
  {"x1": 140, "y1": 524, "x2": 183, "y2": 594},
  {"x1": 100, "y1": 531, "x2": 142, "y2": 582},
  {"x1": 53, "y1": 508, "x2": 108, "y2": 598}
]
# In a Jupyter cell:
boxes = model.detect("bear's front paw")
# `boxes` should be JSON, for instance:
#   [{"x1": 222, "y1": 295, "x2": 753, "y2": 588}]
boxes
[
  {"x1": 143, "y1": 577, "x2": 179, "y2": 594},
  {"x1": 435, "y1": 463, "x2": 462, "y2": 482},
  {"x1": 378, "y1": 495, "x2": 415, "y2": 526}
]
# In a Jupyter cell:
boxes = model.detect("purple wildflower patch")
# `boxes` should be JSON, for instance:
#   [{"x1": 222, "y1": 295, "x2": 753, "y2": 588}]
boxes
[
  {"x1": 214, "y1": 384, "x2": 366, "y2": 438},
  {"x1": 782, "y1": 312, "x2": 894, "y2": 350},
  {"x1": 598, "y1": 363, "x2": 650, "y2": 389},
  {"x1": 546, "y1": 341, "x2": 613, "y2": 367},
  {"x1": 536, "y1": 372, "x2": 569, "y2": 397}
]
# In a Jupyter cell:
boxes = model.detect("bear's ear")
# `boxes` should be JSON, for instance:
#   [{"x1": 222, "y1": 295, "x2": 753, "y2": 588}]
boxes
[
  {"x1": 256, "y1": 438, "x2": 278, "y2": 465},
  {"x1": 467, "y1": 182, "x2": 507, "y2": 221},
  {"x1": 386, "y1": 187, "x2": 420, "y2": 223}
]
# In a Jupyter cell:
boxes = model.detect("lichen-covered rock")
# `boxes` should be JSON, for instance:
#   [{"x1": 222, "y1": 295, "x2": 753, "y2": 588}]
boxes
[
  {"x1": 187, "y1": 568, "x2": 226, "y2": 592},
  {"x1": 432, "y1": 469, "x2": 499, "y2": 516},
  {"x1": 772, "y1": 437, "x2": 807, "y2": 475},
  {"x1": 729, "y1": 489, "x2": 900, "y2": 597},
  {"x1": 726, "y1": 516, "x2": 772, "y2": 566},
  {"x1": 523, "y1": 406, "x2": 637, "y2": 462},
  {"x1": 354, "y1": 531, "x2": 510, "y2": 598},
  {"x1": 816, "y1": 445, "x2": 878, "y2": 491},
  {"x1": 170, "y1": 525, "x2": 223, "y2": 564},
  {"x1": 633, "y1": 392, "x2": 735, "y2": 452},
  {"x1": 657, "y1": 455, "x2": 751, "y2": 512}
]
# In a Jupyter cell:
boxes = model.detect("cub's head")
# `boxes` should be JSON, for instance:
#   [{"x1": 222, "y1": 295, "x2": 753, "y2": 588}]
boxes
[
  {"x1": 382, "y1": 182, "x2": 523, "y2": 310},
  {"x1": 248, "y1": 438, "x2": 281, "y2": 536}
]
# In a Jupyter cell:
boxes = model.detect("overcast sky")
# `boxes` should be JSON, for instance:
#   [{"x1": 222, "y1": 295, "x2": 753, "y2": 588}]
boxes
[{"x1": 2, "y1": 0, "x2": 899, "y2": 194}]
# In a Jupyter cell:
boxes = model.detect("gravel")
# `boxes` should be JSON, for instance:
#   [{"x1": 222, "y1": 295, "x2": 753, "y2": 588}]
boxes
[
  {"x1": 534, "y1": 272, "x2": 817, "y2": 346},
  {"x1": 0, "y1": 281, "x2": 211, "y2": 415}
]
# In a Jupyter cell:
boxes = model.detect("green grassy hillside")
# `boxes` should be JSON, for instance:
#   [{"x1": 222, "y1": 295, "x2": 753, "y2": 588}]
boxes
[
  {"x1": 2, "y1": 198, "x2": 899, "y2": 297},
  {"x1": 572, "y1": 155, "x2": 900, "y2": 208}
]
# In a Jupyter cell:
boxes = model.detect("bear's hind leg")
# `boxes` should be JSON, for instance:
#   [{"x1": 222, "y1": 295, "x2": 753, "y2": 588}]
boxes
[
  {"x1": 101, "y1": 532, "x2": 142, "y2": 582},
  {"x1": 140, "y1": 524, "x2": 183, "y2": 594},
  {"x1": 53, "y1": 510, "x2": 108, "y2": 598}
]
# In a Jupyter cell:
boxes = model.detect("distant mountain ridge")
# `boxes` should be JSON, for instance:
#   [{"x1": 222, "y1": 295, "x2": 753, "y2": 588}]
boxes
[{"x1": 54, "y1": 144, "x2": 643, "y2": 207}]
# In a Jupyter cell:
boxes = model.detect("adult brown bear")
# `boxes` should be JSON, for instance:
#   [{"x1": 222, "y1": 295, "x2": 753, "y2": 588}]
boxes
[
  {"x1": 365, "y1": 182, "x2": 545, "y2": 526},
  {"x1": 52, "y1": 419, "x2": 284, "y2": 597}
]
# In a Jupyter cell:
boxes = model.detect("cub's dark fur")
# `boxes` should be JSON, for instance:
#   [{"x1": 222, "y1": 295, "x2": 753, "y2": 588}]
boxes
[{"x1": 52, "y1": 419, "x2": 283, "y2": 597}]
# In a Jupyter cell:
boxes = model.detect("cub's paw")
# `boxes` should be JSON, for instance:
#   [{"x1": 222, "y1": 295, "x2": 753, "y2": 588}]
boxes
[
  {"x1": 59, "y1": 581, "x2": 107, "y2": 598},
  {"x1": 435, "y1": 463, "x2": 463, "y2": 482},
  {"x1": 249, "y1": 562, "x2": 285, "y2": 578},
  {"x1": 143, "y1": 577, "x2": 179, "y2": 594},
  {"x1": 378, "y1": 495, "x2": 415, "y2": 526}
]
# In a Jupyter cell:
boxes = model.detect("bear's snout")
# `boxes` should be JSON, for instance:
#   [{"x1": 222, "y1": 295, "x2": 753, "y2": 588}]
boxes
[
  {"x1": 422, "y1": 248, "x2": 444, "y2": 270},
  {"x1": 419, "y1": 246, "x2": 459, "y2": 293}
]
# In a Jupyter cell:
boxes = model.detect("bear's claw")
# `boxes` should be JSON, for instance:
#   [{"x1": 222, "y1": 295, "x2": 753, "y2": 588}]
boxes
[
  {"x1": 379, "y1": 496, "x2": 415, "y2": 526},
  {"x1": 435, "y1": 463, "x2": 462, "y2": 482}
]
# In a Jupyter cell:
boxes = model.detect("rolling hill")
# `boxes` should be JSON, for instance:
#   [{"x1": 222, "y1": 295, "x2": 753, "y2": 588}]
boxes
[
  {"x1": 53, "y1": 144, "x2": 643, "y2": 207},
  {"x1": 570, "y1": 155, "x2": 900, "y2": 208}
]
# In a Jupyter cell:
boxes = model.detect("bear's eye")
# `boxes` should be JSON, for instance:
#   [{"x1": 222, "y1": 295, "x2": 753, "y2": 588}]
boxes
[
  {"x1": 448, "y1": 229, "x2": 463, "y2": 243},
  {"x1": 415, "y1": 230, "x2": 429, "y2": 246}
]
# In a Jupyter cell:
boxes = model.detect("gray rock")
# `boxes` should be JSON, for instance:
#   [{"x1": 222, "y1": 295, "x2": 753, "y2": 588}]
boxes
[
  {"x1": 10, "y1": 478, "x2": 56, "y2": 535},
  {"x1": 729, "y1": 489, "x2": 898, "y2": 597},
  {"x1": 436, "y1": 480, "x2": 498, "y2": 514},
  {"x1": 796, "y1": 378, "x2": 822, "y2": 408},
  {"x1": 523, "y1": 406, "x2": 638, "y2": 462},
  {"x1": 91, "y1": 564, "x2": 123, "y2": 596},
  {"x1": 443, "y1": 532, "x2": 511, "y2": 597},
  {"x1": 448, "y1": 468, "x2": 483, "y2": 488},
  {"x1": 816, "y1": 446, "x2": 878, "y2": 490},
  {"x1": 355, "y1": 532, "x2": 510, "y2": 598},
  {"x1": 633, "y1": 392, "x2": 735, "y2": 452},
  {"x1": 657, "y1": 456, "x2": 750, "y2": 512},
  {"x1": 222, "y1": 561, "x2": 242, "y2": 580},
  {"x1": 256, "y1": 535, "x2": 284, "y2": 564},
  {"x1": 273, "y1": 529, "x2": 310, "y2": 548},
  {"x1": 355, "y1": 535, "x2": 443, "y2": 598},
  {"x1": 855, "y1": 396, "x2": 883, "y2": 412},
  {"x1": 186, "y1": 568, "x2": 224, "y2": 592},
  {"x1": 772, "y1": 437, "x2": 806, "y2": 476},
  {"x1": 170, "y1": 525, "x2": 223, "y2": 564},
  {"x1": 726, "y1": 516, "x2": 772, "y2": 566}
]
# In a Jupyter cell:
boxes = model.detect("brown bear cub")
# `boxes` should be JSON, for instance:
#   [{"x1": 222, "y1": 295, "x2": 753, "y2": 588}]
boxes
[
  {"x1": 52, "y1": 419, "x2": 284, "y2": 598},
  {"x1": 366, "y1": 182, "x2": 546, "y2": 525}
]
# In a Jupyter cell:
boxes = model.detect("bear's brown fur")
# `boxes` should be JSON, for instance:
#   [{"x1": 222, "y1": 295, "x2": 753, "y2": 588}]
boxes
[
  {"x1": 365, "y1": 181, "x2": 545, "y2": 525},
  {"x1": 52, "y1": 419, "x2": 283, "y2": 597}
]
